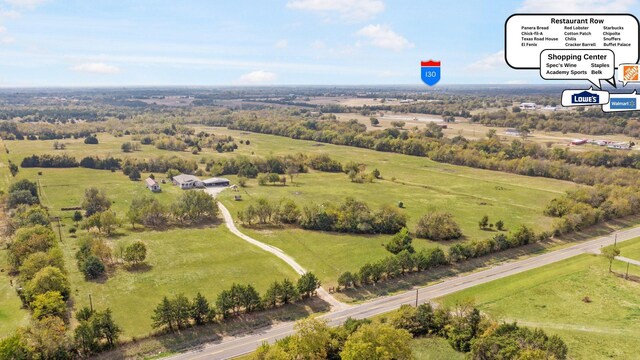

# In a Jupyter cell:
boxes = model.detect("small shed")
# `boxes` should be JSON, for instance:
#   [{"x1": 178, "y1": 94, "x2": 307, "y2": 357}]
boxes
[{"x1": 145, "y1": 178, "x2": 161, "y2": 192}]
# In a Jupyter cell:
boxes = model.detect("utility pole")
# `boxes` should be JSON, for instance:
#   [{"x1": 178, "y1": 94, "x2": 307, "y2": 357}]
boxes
[
  {"x1": 57, "y1": 218, "x2": 62, "y2": 242},
  {"x1": 415, "y1": 289, "x2": 419, "y2": 307},
  {"x1": 626, "y1": 262, "x2": 630, "y2": 280},
  {"x1": 89, "y1": 294, "x2": 93, "y2": 312},
  {"x1": 615, "y1": 233, "x2": 618, "y2": 247}
]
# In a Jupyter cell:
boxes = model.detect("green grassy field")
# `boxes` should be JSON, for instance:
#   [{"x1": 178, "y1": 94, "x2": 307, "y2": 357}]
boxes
[
  {"x1": 208, "y1": 127, "x2": 578, "y2": 287},
  {"x1": 437, "y1": 238, "x2": 640, "y2": 360},
  {"x1": 4, "y1": 129, "x2": 580, "y2": 290},
  {"x1": 64, "y1": 226, "x2": 299, "y2": 338},
  {"x1": 411, "y1": 336, "x2": 465, "y2": 360},
  {"x1": 32, "y1": 169, "x2": 300, "y2": 338},
  {"x1": 0, "y1": 148, "x2": 301, "y2": 338},
  {"x1": 0, "y1": 140, "x2": 31, "y2": 338},
  {"x1": 0, "y1": 250, "x2": 30, "y2": 337},
  {"x1": 0, "y1": 128, "x2": 583, "y2": 336}
]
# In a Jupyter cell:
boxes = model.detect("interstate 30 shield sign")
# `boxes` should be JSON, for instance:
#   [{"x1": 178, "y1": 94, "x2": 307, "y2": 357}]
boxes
[{"x1": 421, "y1": 60, "x2": 441, "y2": 86}]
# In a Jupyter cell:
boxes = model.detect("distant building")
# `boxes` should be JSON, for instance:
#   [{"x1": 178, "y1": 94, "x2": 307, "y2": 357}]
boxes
[
  {"x1": 145, "y1": 177, "x2": 161, "y2": 192},
  {"x1": 202, "y1": 177, "x2": 230, "y2": 187},
  {"x1": 607, "y1": 142, "x2": 632, "y2": 150},
  {"x1": 505, "y1": 128, "x2": 521, "y2": 136},
  {"x1": 172, "y1": 174, "x2": 203, "y2": 189},
  {"x1": 520, "y1": 102, "x2": 536, "y2": 109},
  {"x1": 570, "y1": 139, "x2": 588, "y2": 145}
]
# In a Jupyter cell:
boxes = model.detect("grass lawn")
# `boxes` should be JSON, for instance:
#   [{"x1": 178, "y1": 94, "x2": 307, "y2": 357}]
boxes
[
  {"x1": 64, "y1": 226, "x2": 299, "y2": 338},
  {"x1": 235, "y1": 226, "x2": 440, "y2": 287},
  {"x1": 437, "y1": 237, "x2": 640, "y2": 360},
  {"x1": 0, "y1": 250, "x2": 30, "y2": 338},
  {"x1": 0, "y1": 140, "x2": 31, "y2": 338},
  {"x1": 412, "y1": 336, "x2": 465, "y2": 360}
]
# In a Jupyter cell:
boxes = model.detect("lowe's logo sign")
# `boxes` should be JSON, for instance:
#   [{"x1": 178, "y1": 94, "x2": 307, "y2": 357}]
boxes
[{"x1": 571, "y1": 91, "x2": 599, "y2": 104}]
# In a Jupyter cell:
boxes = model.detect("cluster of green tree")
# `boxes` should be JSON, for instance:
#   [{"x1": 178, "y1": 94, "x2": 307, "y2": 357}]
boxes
[
  {"x1": 152, "y1": 273, "x2": 320, "y2": 332},
  {"x1": 120, "y1": 141, "x2": 141, "y2": 153},
  {"x1": 308, "y1": 153, "x2": 343, "y2": 172},
  {"x1": 0, "y1": 107, "x2": 112, "y2": 123},
  {"x1": 73, "y1": 307, "x2": 121, "y2": 357},
  {"x1": 469, "y1": 135, "x2": 640, "y2": 171},
  {"x1": 415, "y1": 211, "x2": 463, "y2": 240},
  {"x1": 79, "y1": 156, "x2": 122, "y2": 170},
  {"x1": 21, "y1": 153, "x2": 200, "y2": 181},
  {"x1": 84, "y1": 135, "x2": 99, "y2": 144},
  {"x1": 0, "y1": 305, "x2": 121, "y2": 359},
  {"x1": 154, "y1": 135, "x2": 189, "y2": 151},
  {"x1": 339, "y1": 247, "x2": 448, "y2": 288},
  {"x1": 545, "y1": 184, "x2": 640, "y2": 236},
  {"x1": 1, "y1": 121, "x2": 112, "y2": 141},
  {"x1": 253, "y1": 301, "x2": 565, "y2": 360},
  {"x1": 254, "y1": 317, "x2": 412, "y2": 360},
  {"x1": 1, "y1": 180, "x2": 121, "y2": 359},
  {"x1": 339, "y1": 225, "x2": 539, "y2": 289},
  {"x1": 7, "y1": 179, "x2": 40, "y2": 209},
  {"x1": 20, "y1": 154, "x2": 79, "y2": 168},
  {"x1": 257, "y1": 173, "x2": 288, "y2": 186},
  {"x1": 205, "y1": 153, "x2": 308, "y2": 179},
  {"x1": 123, "y1": 155, "x2": 198, "y2": 174},
  {"x1": 472, "y1": 107, "x2": 640, "y2": 137},
  {"x1": 390, "y1": 303, "x2": 566, "y2": 358},
  {"x1": 117, "y1": 191, "x2": 214, "y2": 234},
  {"x1": 343, "y1": 161, "x2": 381, "y2": 183},
  {"x1": 238, "y1": 197, "x2": 406, "y2": 235}
]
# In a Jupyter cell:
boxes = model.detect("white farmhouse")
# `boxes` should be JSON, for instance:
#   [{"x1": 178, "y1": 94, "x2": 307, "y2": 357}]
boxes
[{"x1": 172, "y1": 174, "x2": 203, "y2": 189}]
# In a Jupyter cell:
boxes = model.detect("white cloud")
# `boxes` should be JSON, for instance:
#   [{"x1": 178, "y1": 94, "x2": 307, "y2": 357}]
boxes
[
  {"x1": 356, "y1": 24, "x2": 413, "y2": 51},
  {"x1": 286, "y1": 0, "x2": 384, "y2": 22},
  {"x1": 71, "y1": 62, "x2": 121, "y2": 74},
  {"x1": 0, "y1": 25, "x2": 14, "y2": 44},
  {"x1": 467, "y1": 51, "x2": 506, "y2": 71},
  {"x1": 238, "y1": 70, "x2": 277, "y2": 83},
  {"x1": 518, "y1": 0, "x2": 635, "y2": 12},
  {"x1": 4, "y1": 0, "x2": 48, "y2": 9},
  {"x1": 505, "y1": 80, "x2": 528, "y2": 84},
  {"x1": 275, "y1": 39, "x2": 288, "y2": 49},
  {"x1": 0, "y1": 8, "x2": 20, "y2": 18},
  {"x1": 311, "y1": 40, "x2": 326, "y2": 49}
]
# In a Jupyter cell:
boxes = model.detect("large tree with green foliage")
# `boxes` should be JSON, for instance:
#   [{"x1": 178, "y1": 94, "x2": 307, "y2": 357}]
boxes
[{"x1": 341, "y1": 322, "x2": 412, "y2": 360}]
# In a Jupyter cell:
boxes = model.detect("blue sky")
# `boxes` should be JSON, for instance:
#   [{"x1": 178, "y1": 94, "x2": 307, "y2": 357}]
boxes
[{"x1": 0, "y1": 0, "x2": 637, "y2": 86}]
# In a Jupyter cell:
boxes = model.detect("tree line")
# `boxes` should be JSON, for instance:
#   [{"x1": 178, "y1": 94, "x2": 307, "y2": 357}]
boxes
[
  {"x1": 238, "y1": 197, "x2": 407, "y2": 235},
  {"x1": 472, "y1": 107, "x2": 640, "y2": 137},
  {"x1": 151, "y1": 273, "x2": 320, "y2": 332},
  {"x1": 204, "y1": 112, "x2": 640, "y2": 229},
  {"x1": 1, "y1": 179, "x2": 123, "y2": 358},
  {"x1": 338, "y1": 224, "x2": 539, "y2": 290}
]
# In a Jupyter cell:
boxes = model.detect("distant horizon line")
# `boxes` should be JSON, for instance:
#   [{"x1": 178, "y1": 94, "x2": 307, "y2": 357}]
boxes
[{"x1": 0, "y1": 83, "x2": 605, "y2": 90}]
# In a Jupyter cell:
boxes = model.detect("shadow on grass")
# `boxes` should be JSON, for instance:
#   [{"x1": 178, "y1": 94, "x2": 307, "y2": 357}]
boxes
[
  {"x1": 94, "y1": 297, "x2": 331, "y2": 360},
  {"x1": 125, "y1": 263, "x2": 153, "y2": 273}
]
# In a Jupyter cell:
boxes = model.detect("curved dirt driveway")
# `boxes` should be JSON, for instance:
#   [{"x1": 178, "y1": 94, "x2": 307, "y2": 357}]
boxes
[{"x1": 211, "y1": 194, "x2": 346, "y2": 310}]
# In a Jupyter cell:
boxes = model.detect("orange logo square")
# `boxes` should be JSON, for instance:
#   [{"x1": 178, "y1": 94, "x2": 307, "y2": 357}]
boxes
[{"x1": 623, "y1": 65, "x2": 638, "y2": 81}]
